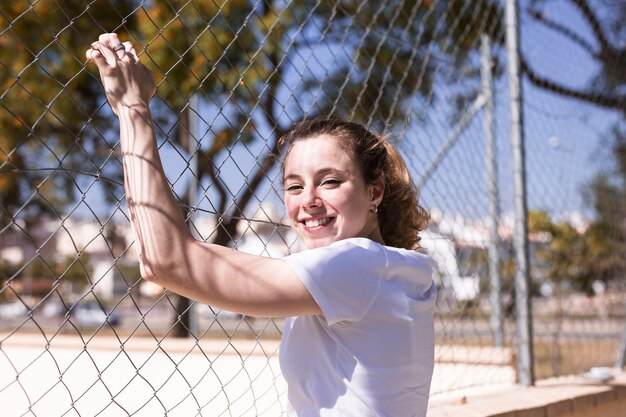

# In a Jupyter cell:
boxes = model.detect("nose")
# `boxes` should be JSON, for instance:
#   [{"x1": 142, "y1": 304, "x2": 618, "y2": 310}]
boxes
[{"x1": 301, "y1": 186, "x2": 322, "y2": 210}]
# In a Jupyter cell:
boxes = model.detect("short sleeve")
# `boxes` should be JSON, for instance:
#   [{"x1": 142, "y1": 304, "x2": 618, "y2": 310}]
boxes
[{"x1": 283, "y1": 238, "x2": 387, "y2": 325}]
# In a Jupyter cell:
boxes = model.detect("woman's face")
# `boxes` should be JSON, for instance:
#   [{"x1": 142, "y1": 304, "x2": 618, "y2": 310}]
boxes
[{"x1": 283, "y1": 135, "x2": 382, "y2": 249}]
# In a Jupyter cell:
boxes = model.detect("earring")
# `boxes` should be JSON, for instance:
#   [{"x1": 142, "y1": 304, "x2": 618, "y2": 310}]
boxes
[{"x1": 370, "y1": 205, "x2": 378, "y2": 214}]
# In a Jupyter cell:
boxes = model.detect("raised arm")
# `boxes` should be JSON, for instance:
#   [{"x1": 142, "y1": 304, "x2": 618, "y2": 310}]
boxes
[{"x1": 86, "y1": 33, "x2": 319, "y2": 317}]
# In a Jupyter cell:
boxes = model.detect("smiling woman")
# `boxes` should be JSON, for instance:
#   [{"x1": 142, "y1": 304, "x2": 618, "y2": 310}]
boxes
[
  {"x1": 280, "y1": 119, "x2": 431, "y2": 250},
  {"x1": 86, "y1": 33, "x2": 436, "y2": 417},
  {"x1": 282, "y1": 136, "x2": 382, "y2": 249}
]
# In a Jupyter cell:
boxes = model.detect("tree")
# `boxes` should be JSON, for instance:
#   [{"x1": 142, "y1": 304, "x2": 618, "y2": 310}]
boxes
[
  {"x1": 580, "y1": 125, "x2": 626, "y2": 290},
  {"x1": 2, "y1": 0, "x2": 504, "y2": 335},
  {"x1": 133, "y1": 0, "x2": 504, "y2": 249},
  {"x1": 528, "y1": 192, "x2": 626, "y2": 295},
  {"x1": 528, "y1": 210, "x2": 587, "y2": 291},
  {"x1": 128, "y1": 0, "x2": 505, "y2": 334},
  {"x1": 522, "y1": 1, "x2": 626, "y2": 292},
  {"x1": 523, "y1": 0, "x2": 626, "y2": 113},
  {"x1": 0, "y1": 1, "x2": 138, "y2": 227}
]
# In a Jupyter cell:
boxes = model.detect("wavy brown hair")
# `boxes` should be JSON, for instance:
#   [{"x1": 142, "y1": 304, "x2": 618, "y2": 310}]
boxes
[{"x1": 279, "y1": 118, "x2": 430, "y2": 250}]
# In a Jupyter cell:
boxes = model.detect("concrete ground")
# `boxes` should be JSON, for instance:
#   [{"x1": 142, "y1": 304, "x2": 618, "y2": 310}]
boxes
[{"x1": 1, "y1": 334, "x2": 515, "y2": 417}]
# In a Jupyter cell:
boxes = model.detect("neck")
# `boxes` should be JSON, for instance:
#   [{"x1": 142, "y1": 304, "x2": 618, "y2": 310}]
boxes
[{"x1": 363, "y1": 220, "x2": 385, "y2": 245}]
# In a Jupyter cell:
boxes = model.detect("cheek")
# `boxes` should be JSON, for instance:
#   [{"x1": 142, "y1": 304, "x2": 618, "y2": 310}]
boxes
[
  {"x1": 283, "y1": 194, "x2": 299, "y2": 218},
  {"x1": 331, "y1": 191, "x2": 367, "y2": 218},
  {"x1": 347, "y1": 200, "x2": 368, "y2": 220}
]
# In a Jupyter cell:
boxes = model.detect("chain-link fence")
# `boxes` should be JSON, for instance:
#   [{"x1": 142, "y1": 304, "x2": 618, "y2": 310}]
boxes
[{"x1": 1, "y1": 0, "x2": 624, "y2": 415}]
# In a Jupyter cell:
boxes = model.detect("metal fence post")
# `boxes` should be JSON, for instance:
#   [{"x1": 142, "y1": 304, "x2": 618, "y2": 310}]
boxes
[
  {"x1": 615, "y1": 314, "x2": 626, "y2": 369},
  {"x1": 505, "y1": 0, "x2": 535, "y2": 385},
  {"x1": 480, "y1": 34, "x2": 504, "y2": 348},
  {"x1": 415, "y1": 95, "x2": 486, "y2": 190},
  {"x1": 186, "y1": 93, "x2": 201, "y2": 337}
]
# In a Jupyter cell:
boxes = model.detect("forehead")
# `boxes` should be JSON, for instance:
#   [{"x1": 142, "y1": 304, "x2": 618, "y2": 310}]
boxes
[{"x1": 283, "y1": 135, "x2": 355, "y2": 172}]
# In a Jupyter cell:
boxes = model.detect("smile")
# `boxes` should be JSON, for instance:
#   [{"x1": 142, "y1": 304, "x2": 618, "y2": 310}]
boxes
[{"x1": 303, "y1": 217, "x2": 332, "y2": 228}]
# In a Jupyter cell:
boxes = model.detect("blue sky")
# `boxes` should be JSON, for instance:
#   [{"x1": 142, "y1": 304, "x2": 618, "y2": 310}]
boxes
[{"x1": 77, "y1": 0, "x2": 621, "y2": 228}]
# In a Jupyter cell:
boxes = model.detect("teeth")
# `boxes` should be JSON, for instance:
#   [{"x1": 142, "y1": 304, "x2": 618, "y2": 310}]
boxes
[{"x1": 304, "y1": 218, "x2": 330, "y2": 227}]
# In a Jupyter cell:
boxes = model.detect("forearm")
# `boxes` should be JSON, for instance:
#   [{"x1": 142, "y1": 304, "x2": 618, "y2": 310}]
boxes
[
  {"x1": 118, "y1": 106, "x2": 258, "y2": 309},
  {"x1": 119, "y1": 104, "x2": 193, "y2": 280},
  {"x1": 88, "y1": 33, "x2": 319, "y2": 317},
  {"x1": 116, "y1": 106, "x2": 304, "y2": 315}
]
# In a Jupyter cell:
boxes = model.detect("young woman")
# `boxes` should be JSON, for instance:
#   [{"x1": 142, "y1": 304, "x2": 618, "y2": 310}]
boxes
[{"x1": 87, "y1": 33, "x2": 436, "y2": 417}]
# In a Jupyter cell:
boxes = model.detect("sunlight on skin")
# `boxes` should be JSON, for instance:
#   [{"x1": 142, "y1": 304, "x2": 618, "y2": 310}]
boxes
[
  {"x1": 87, "y1": 33, "x2": 320, "y2": 318},
  {"x1": 282, "y1": 136, "x2": 384, "y2": 250}
]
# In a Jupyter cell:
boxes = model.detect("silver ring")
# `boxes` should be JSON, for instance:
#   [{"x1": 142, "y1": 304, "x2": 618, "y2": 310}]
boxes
[{"x1": 112, "y1": 43, "x2": 125, "y2": 52}]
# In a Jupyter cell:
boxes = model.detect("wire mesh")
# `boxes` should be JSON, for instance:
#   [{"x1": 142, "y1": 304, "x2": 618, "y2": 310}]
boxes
[{"x1": 1, "y1": 0, "x2": 624, "y2": 415}]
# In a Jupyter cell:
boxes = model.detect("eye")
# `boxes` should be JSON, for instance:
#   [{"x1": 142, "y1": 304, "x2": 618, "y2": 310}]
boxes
[
  {"x1": 285, "y1": 183, "x2": 303, "y2": 193},
  {"x1": 321, "y1": 179, "x2": 341, "y2": 188}
]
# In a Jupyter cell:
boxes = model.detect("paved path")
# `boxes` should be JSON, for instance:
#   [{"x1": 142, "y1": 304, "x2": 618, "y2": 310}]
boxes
[{"x1": 1, "y1": 334, "x2": 515, "y2": 416}]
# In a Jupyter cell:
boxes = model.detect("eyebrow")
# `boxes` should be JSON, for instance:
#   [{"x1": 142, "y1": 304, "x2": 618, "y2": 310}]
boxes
[{"x1": 282, "y1": 168, "x2": 349, "y2": 184}]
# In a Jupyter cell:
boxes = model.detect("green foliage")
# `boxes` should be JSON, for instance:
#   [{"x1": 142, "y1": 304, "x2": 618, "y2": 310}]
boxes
[
  {"x1": 1, "y1": 0, "x2": 503, "y2": 236},
  {"x1": 0, "y1": 253, "x2": 94, "y2": 299},
  {"x1": 136, "y1": 0, "x2": 258, "y2": 107},
  {"x1": 581, "y1": 125, "x2": 626, "y2": 289},
  {"x1": 468, "y1": 200, "x2": 626, "y2": 294},
  {"x1": 528, "y1": 200, "x2": 626, "y2": 294},
  {"x1": 0, "y1": 1, "x2": 138, "y2": 224},
  {"x1": 522, "y1": 1, "x2": 626, "y2": 292},
  {"x1": 529, "y1": 210, "x2": 585, "y2": 287},
  {"x1": 126, "y1": 0, "x2": 504, "y2": 247},
  {"x1": 0, "y1": 260, "x2": 20, "y2": 300},
  {"x1": 299, "y1": 0, "x2": 503, "y2": 125}
]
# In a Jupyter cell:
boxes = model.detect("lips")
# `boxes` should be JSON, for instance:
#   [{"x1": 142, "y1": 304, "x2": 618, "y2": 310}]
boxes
[{"x1": 303, "y1": 217, "x2": 332, "y2": 228}]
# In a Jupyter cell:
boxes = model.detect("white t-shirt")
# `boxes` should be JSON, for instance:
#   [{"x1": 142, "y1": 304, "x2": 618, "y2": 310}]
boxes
[{"x1": 279, "y1": 238, "x2": 436, "y2": 417}]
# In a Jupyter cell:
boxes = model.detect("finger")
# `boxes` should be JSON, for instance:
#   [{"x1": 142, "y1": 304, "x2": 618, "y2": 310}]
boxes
[
  {"x1": 98, "y1": 33, "x2": 122, "y2": 48},
  {"x1": 120, "y1": 53, "x2": 135, "y2": 64},
  {"x1": 87, "y1": 42, "x2": 111, "y2": 69},
  {"x1": 102, "y1": 32, "x2": 124, "y2": 55},
  {"x1": 114, "y1": 45, "x2": 127, "y2": 60},
  {"x1": 112, "y1": 39, "x2": 128, "y2": 60},
  {"x1": 124, "y1": 41, "x2": 140, "y2": 61},
  {"x1": 120, "y1": 41, "x2": 137, "y2": 63},
  {"x1": 86, "y1": 48, "x2": 108, "y2": 68},
  {"x1": 86, "y1": 50, "x2": 109, "y2": 87},
  {"x1": 88, "y1": 41, "x2": 102, "y2": 58},
  {"x1": 97, "y1": 33, "x2": 121, "y2": 65}
]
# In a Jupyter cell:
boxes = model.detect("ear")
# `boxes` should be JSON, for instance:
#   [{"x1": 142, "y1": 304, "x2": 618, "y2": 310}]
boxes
[{"x1": 369, "y1": 181, "x2": 385, "y2": 207}]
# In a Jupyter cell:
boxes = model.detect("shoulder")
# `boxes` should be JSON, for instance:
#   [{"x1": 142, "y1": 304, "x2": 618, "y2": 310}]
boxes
[
  {"x1": 284, "y1": 238, "x2": 387, "y2": 271},
  {"x1": 328, "y1": 237, "x2": 389, "y2": 259},
  {"x1": 382, "y1": 244, "x2": 436, "y2": 275},
  {"x1": 323, "y1": 237, "x2": 388, "y2": 253},
  {"x1": 381, "y1": 245, "x2": 437, "y2": 298},
  {"x1": 285, "y1": 237, "x2": 435, "y2": 272},
  {"x1": 283, "y1": 239, "x2": 388, "y2": 324},
  {"x1": 283, "y1": 238, "x2": 435, "y2": 283}
]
